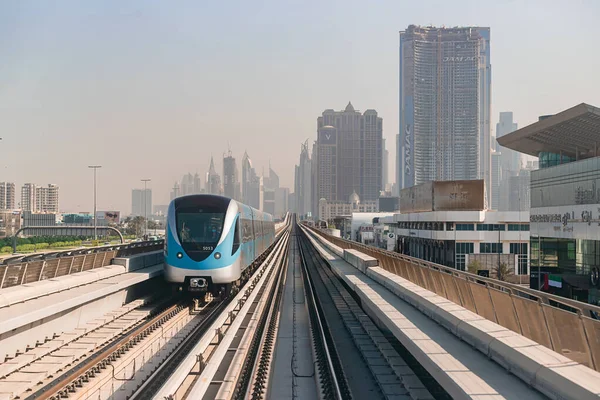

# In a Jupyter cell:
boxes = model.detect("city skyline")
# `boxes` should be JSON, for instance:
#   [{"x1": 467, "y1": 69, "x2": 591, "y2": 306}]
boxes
[{"x1": 1, "y1": 2, "x2": 599, "y2": 213}]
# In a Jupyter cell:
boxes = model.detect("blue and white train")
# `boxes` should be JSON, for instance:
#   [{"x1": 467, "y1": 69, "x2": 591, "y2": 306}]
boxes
[{"x1": 164, "y1": 194, "x2": 275, "y2": 296}]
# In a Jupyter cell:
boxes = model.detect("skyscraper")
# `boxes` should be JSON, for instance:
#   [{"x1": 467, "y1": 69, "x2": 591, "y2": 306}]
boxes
[
  {"x1": 382, "y1": 139, "x2": 389, "y2": 191},
  {"x1": 21, "y1": 183, "x2": 37, "y2": 212},
  {"x1": 491, "y1": 151, "x2": 501, "y2": 210},
  {"x1": 241, "y1": 152, "x2": 261, "y2": 209},
  {"x1": 496, "y1": 112, "x2": 520, "y2": 174},
  {"x1": 223, "y1": 151, "x2": 240, "y2": 200},
  {"x1": 131, "y1": 188, "x2": 152, "y2": 217},
  {"x1": 36, "y1": 184, "x2": 59, "y2": 213},
  {"x1": 398, "y1": 25, "x2": 491, "y2": 203},
  {"x1": 206, "y1": 156, "x2": 222, "y2": 195},
  {"x1": 0, "y1": 182, "x2": 16, "y2": 210},
  {"x1": 315, "y1": 103, "x2": 383, "y2": 203},
  {"x1": 294, "y1": 140, "x2": 312, "y2": 218}
]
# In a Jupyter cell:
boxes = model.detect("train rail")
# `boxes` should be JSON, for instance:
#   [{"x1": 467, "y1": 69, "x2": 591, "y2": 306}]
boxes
[
  {"x1": 131, "y1": 225, "x2": 291, "y2": 399},
  {"x1": 298, "y1": 227, "x2": 438, "y2": 400}
]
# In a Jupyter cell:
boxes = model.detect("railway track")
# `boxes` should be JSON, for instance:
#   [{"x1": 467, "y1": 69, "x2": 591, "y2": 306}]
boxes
[{"x1": 132, "y1": 226, "x2": 292, "y2": 399}]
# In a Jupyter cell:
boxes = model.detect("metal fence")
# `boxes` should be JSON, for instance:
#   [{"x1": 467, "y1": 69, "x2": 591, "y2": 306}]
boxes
[
  {"x1": 0, "y1": 240, "x2": 164, "y2": 289},
  {"x1": 309, "y1": 227, "x2": 600, "y2": 372}
]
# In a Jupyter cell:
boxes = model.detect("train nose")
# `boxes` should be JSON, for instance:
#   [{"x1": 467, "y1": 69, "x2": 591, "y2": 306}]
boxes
[{"x1": 190, "y1": 278, "x2": 208, "y2": 288}]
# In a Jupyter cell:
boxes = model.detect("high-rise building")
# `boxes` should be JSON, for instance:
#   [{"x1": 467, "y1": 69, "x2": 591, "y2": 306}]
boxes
[
  {"x1": 223, "y1": 151, "x2": 240, "y2": 200},
  {"x1": 491, "y1": 151, "x2": 501, "y2": 210},
  {"x1": 170, "y1": 182, "x2": 180, "y2": 200},
  {"x1": 206, "y1": 156, "x2": 222, "y2": 195},
  {"x1": 496, "y1": 112, "x2": 520, "y2": 172},
  {"x1": 241, "y1": 152, "x2": 261, "y2": 209},
  {"x1": 382, "y1": 139, "x2": 389, "y2": 191},
  {"x1": 398, "y1": 25, "x2": 491, "y2": 204},
  {"x1": 131, "y1": 188, "x2": 152, "y2": 217},
  {"x1": 21, "y1": 183, "x2": 59, "y2": 213},
  {"x1": 315, "y1": 103, "x2": 383, "y2": 203},
  {"x1": 0, "y1": 182, "x2": 16, "y2": 210},
  {"x1": 275, "y1": 187, "x2": 289, "y2": 219},
  {"x1": 35, "y1": 184, "x2": 59, "y2": 213},
  {"x1": 21, "y1": 183, "x2": 37, "y2": 212},
  {"x1": 294, "y1": 140, "x2": 312, "y2": 218}
]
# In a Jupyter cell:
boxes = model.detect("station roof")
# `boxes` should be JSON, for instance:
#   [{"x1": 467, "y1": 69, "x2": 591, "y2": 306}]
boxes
[{"x1": 496, "y1": 103, "x2": 600, "y2": 159}]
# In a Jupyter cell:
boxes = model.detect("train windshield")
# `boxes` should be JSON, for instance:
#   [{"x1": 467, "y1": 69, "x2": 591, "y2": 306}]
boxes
[{"x1": 176, "y1": 208, "x2": 225, "y2": 260}]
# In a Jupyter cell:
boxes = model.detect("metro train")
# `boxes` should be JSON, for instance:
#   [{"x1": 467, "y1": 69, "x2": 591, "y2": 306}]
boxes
[{"x1": 164, "y1": 194, "x2": 275, "y2": 296}]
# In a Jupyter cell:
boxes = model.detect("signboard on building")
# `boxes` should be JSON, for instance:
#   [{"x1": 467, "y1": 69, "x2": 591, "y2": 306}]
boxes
[
  {"x1": 400, "y1": 180, "x2": 485, "y2": 213},
  {"x1": 531, "y1": 204, "x2": 600, "y2": 240},
  {"x1": 96, "y1": 211, "x2": 120, "y2": 224},
  {"x1": 433, "y1": 180, "x2": 485, "y2": 211}
]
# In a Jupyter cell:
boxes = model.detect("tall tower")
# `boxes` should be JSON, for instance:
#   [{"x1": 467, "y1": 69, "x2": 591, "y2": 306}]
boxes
[
  {"x1": 207, "y1": 156, "x2": 222, "y2": 196},
  {"x1": 398, "y1": 25, "x2": 491, "y2": 202},
  {"x1": 0, "y1": 182, "x2": 15, "y2": 210},
  {"x1": 223, "y1": 150, "x2": 239, "y2": 200},
  {"x1": 316, "y1": 103, "x2": 383, "y2": 203}
]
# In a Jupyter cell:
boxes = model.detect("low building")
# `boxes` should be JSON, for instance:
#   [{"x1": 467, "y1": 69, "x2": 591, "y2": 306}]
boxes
[
  {"x1": 498, "y1": 102, "x2": 600, "y2": 304},
  {"x1": 0, "y1": 210, "x2": 21, "y2": 238},
  {"x1": 387, "y1": 180, "x2": 529, "y2": 277},
  {"x1": 318, "y1": 191, "x2": 378, "y2": 222},
  {"x1": 389, "y1": 210, "x2": 530, "y2": 276}
]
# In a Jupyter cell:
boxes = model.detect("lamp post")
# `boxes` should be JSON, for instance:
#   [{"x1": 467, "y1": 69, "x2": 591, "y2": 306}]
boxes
[
  {"x1": 141, "y1": 179, "x2": 151, "y2": 238},
  {"x1": 88, "y1": 166, "x2": 102, "y2": 240}
]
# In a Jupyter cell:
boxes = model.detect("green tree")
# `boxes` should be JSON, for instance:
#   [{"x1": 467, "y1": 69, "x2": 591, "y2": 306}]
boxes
[
  {"x1": 467, "y1": 259, "x2": 482, "y2": 275},
  {"x1": 494, "y1": 262, "x2": 512, "y2": 282}
]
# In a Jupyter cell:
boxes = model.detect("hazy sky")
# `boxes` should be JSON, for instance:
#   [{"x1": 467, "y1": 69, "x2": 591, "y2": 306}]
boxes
[{"x1": 1, "y1": 0, "x2": 599, "y2": 214}]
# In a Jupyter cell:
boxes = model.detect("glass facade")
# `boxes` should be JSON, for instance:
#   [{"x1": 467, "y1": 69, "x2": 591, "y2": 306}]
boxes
[
  {"x1": 538, "y1": 152, "x2": 576, "y2": 169},
  {"x1": 531, "y1": 156, "x2": 600, "y2": 207}
]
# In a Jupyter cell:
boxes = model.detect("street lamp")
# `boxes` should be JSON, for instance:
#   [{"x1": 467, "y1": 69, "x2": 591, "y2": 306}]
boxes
[
  {"x1": 88, "y1": 166, "x2": 102, "y2": 240},
  {"x1": 141, "y1": 179, "x2": 151, "y2": 238}
]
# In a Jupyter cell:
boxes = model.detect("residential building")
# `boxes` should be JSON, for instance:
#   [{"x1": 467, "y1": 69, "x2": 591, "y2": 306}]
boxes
[
  {"x1": 398, "y1": 25, "x2": 492, "y2": 206},
  {"x1": 21, "y1": 183, "x2": 37, "y2": 212},
  {"x1": 0, "y1": 182, "x2": 16, "y2": 210},
  {"x1": 498, "y1": 103, "x2": 600, "y2": 304},
  {"x1": 131, "y1": 188, "x2": 152, "y2": 217},
  {"x1": 315, "y1": 103, "x2": 383, "y2": 203},
  {"x1": 36, "y1": 184, "x2": 59, "y2": 213}
]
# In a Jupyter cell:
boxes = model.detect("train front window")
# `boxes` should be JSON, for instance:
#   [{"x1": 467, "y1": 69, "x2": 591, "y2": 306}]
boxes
[{"x1": 176, "y1": 211, "x2": 225, "y2": 250}]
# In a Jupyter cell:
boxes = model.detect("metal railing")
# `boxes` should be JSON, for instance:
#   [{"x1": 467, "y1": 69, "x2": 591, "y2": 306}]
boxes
[
  {"x1": 0, "y1": 240, "x2": 164, "y2": 289},
  {"x1": 309, "y1": 227, "x2": 600, "y2": 372}
]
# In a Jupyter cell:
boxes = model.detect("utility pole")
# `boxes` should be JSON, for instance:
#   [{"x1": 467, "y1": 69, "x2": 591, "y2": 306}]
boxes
[
  {"x1": 141, "y1": 179, "x2": 151, "y2": 238},
  {"x1": 88, "y1": 166, "x2": 102, "y2": 240}
]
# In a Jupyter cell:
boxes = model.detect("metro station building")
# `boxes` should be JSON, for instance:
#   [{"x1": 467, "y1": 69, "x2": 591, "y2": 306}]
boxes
[
  {"x1": 498, "y1": 103, "x2": 600, "y2": 305},
  {"x1": 384, "y1": 180, "x2": 530, "y2": 277}
]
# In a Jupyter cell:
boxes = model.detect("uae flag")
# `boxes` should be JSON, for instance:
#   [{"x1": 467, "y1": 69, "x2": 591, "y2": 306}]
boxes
[{"x1": 542, "y1": 273, "x2": 562, "y2": 290}]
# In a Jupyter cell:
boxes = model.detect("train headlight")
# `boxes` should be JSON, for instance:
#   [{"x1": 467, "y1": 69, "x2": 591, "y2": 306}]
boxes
[
  {"x1": 214, "y1": 252, "x2": 221, "y2": 260},
  {"x1": 177, "y1": 252, "x2": 183, "y2": 259}
]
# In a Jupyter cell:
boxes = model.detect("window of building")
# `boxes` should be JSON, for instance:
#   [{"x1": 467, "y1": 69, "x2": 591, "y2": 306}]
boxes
[
  {"x1": 456, "y1": 223, "x2": 474, "y2": 231},
  {"x1": 446, "y1": 222, "x2": 454, "y2": 231},
  {"x1": 480, "y1": 243, "x2": 502, "y2": 253},
  {"x1": 508, "y1": 224, "x2": 529, "y2": 231},
  {"x1": 476, "y1": 224, "x2": 505, "y2": 231},
  {"x1": 456, "y1": 242, "x2": 474, "y2": 254}
]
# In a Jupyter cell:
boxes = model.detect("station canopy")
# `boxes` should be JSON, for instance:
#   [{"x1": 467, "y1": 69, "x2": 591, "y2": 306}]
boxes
[{"x1": 497, "y1": 103, "x2": 600, "y2": 160}]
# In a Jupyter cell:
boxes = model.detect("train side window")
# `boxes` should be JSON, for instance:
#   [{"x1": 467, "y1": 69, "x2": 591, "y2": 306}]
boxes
[
  {"x1": 232, "y1": 218, "x2": 241, "y2": 255},
  {"x1": 242, "y1": 219, "x2": 251, "y2": 243}
]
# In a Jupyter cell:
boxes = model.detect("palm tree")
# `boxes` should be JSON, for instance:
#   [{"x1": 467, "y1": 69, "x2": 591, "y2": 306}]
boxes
[
  {"x1": 467, "y1": 259, "x2": 482, "y2": 274},
  {"x1": 494, "y1": 262, "x2": 512, "y2": 281}
]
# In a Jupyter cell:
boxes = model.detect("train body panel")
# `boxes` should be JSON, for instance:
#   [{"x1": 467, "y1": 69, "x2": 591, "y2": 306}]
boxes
[{"x1": 164, "y1": 194, "x2": 275, "y2": 294}]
